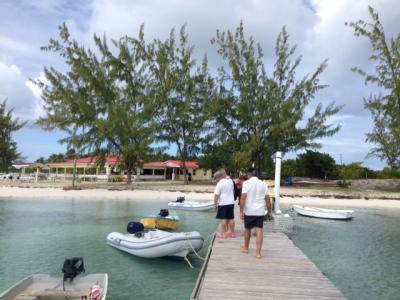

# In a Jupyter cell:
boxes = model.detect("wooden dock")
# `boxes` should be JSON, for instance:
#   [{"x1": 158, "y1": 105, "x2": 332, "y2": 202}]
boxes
[{"x1": 191, "y1": 215, "x2": 345, "y2": 300}]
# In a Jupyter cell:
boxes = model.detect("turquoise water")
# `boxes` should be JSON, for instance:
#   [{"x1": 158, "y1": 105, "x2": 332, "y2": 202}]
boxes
[
  {"x1": 289, "y1": 207, "x2": 400, "y2": 300},
  {"x1": 0, "y1": 198, "x2": 218, "y2": 299}
]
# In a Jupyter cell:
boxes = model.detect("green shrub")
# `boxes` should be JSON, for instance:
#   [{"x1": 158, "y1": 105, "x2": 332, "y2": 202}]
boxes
[
  {"x1": 337, "y1": 179, "x2": 351, "y2": 188},
  {"x1": 108, "y1": 176, "x2": 124, "y2": 182},
  {"x1": 338, "y1": 162, "x2": 377, "y2": 179},
  {"x1": 376, "y1": 167, "x2": 400, "y2": 179}
]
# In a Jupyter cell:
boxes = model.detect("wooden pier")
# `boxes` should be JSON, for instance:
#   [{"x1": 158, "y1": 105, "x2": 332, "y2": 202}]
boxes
[{"x1": 191, "y1": 215, "x2": 345, "y2": 300}]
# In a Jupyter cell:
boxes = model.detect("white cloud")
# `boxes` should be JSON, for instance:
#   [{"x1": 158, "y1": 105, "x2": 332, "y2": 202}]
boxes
[
  {"x1": 1, "y1": 0, "x2": 398, "y2": 167},
  {"x1": 0, "y1": 61, "x2": 41, "y2": 123}
]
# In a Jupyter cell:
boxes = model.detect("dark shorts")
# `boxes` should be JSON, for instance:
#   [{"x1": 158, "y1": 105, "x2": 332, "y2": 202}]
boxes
[
  {"x1": 244, "y1": 215, "x2": 264, "y2": 229},
  {"x1": 216, "y1": 204, "x2": 234, "y2": 220}
]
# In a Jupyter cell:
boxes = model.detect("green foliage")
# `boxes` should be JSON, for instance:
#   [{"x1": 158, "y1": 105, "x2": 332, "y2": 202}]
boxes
[
  {"x1": 35, "y1": 23, "x2": 155, "y2": 183},
  {"x1": 108, "y1": 176, "x2": 124, "y2": 182},
  {"x1": 347, "y1": 7, "x2": 400, "y2": 169},
  {"x1": 147, "y1": 26, "x2": 213, "y2": 183},
  {"x1": 199, "y1": 141, "x2": 237, "y2": 174},
  {"x1": 338, "y1": 162, "x2": 377, "y2": 180},
  {"x1": 0, "y1": 100, "x2": 26, "y2": 172},
  {"x1": 281, "y1": 159, "x2": 297, "y2": 177},
  {"x1": 376, "y1": 167, "x2": 400, "y2": 179},
  {"x1": 296, "y1": 150, "x2": 338, "y2": 179},
  {"x1": 208, "y1": 22, "x2": 342, "y2": 172},
  {"x1": 337, "y1": 179, "x2": 351, "y2": 188}
]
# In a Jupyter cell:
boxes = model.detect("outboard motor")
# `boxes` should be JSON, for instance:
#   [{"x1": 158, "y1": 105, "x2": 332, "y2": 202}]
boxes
[
  {"x1": 176, "y1": 196, "x2": 185, "y2": 203},
  {"x1": 159, "y1": 209, "x2": 169, "y2": 217},
  {"x1": 62, "y1": 257, "x2": 85, "y2": 282},
  {"x1": 127, "y1": 221, "x2": 144, "y2": 234}
]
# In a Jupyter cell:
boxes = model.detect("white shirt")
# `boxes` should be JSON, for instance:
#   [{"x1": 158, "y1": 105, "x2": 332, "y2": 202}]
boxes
[
  {"x1": 242, "y1": 176, "x2": 267, "y2": 216},
  {"x1": 214, "y1": 178, "x2": 235, "y2": 206}
]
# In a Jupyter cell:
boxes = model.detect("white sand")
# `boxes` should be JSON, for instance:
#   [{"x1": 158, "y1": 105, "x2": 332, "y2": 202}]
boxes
[
  {"x1": 0, "y1": 186, "x2": 211, "y2": 202},
  {"x1": 1, "y1": 186, "x2": 400, "y2": 210}
]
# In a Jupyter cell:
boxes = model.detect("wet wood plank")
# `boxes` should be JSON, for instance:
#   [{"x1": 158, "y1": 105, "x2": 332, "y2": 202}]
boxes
[{"x1": 191, "y1": 215, "x2": 346, "y2": 300}]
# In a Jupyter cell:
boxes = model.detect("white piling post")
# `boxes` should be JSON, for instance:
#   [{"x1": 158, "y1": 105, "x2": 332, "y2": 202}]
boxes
[
  {"x1": 35, "y1": 167, "x2": 39, "y2": 183},
  {"x1": 274, "y1": 151, "x2": 282, "y2": 214}
]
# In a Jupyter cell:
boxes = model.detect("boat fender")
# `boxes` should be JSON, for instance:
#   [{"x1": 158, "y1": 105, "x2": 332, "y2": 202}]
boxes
[
  {"x1": 159, "y1": 209, "x2": 169, "y2": 217},
  {"x1": 89, "y1": 283, "x2": 102, "y2": 300},
  {"x1": 176, "y1": 196, "x2": 185, "y2": 203},
  {"x1": 127, "y1": 221, "x2": 144, "y2": 234}
]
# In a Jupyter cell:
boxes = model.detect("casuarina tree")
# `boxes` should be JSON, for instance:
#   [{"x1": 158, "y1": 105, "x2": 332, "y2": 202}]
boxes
[
  {"x1": 209, "y1": 22, "x2": 342, "y2": 171},
  {"x1": 347, "y1": 6, "x2": 400, "y2": 169},
  {"x1": 36, "y1": 24, "x2": 155, "y2": 183},
  {"x1": 0, "y1": 100, "x2": 26, "y2": 172},
  {"x1": 146, "y1": 26, "x2": 213, "y2": 183}
]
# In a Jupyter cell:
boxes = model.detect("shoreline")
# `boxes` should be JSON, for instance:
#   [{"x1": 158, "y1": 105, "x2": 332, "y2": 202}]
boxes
[{"x1": 1, "y1": 186, "x2": 400, "y2": 210}]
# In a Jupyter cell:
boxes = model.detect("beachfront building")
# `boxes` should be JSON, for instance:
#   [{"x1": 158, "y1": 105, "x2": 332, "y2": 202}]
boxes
[
  {"x1": 42, "y1": 157, "x2": 212, "y2": 182},
  {"x1": 47, "y1": 156, "x2": 121, "y2": 181},
  {"x1": 140, "y1": 160, "x2": 212, "y2": 181}
]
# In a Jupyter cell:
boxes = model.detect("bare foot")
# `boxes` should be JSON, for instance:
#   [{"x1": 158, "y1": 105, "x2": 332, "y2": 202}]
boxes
[
  {"x1": 256, "y1": 253, "x2": 262, "y2": 259},
  {"x1": 240, "y1": 245, "x2": 249, "y2": 253}
]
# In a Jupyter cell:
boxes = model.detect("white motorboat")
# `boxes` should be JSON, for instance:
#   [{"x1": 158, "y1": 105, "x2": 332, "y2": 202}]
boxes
[
  {"x1": 293, "y1": 205, "x2": 354, "y2": 220},
  {"x1": 168, "y1": 199, "x2": 214, "y2": 211},
  {"x1": 0, "y1": 258, "x2": 107, "y2": 300},
  {"x1": 106, "y1": 229, "x2": 204, "y2": 259}
]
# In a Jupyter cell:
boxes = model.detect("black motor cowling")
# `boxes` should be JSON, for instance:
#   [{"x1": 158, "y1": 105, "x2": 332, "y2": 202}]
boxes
[
  {"x1": 62, "y1": 257, "x2": 85, "y2": 282},
  {"x1": 127, "y1": 221, "x2": 144, "y2": 234},
  {"x1": 176, "y1": 196, "x2": 185, "y2": 203},
  {"x1": 159, "y1": 209, "x2": 169, "y2": 217}
]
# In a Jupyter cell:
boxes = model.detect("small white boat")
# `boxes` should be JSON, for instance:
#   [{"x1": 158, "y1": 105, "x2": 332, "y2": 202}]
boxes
[
  {"x1": 106, "y1": 229, "x2": 204, "y2": 259},
  {"x1": 0, "y1": 274, "x2": 108, "y2": 300},
  {"x1": 168, "y1": 200, "x2": 214, "y2": 211},
  {"x1": 293, "y1": 205, "x2": 354, "y2": 220}
]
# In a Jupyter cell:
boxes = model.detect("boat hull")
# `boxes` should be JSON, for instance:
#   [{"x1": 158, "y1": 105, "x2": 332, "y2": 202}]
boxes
[
  {"x1": 106, "y1": 230, "x2": 204, "y2": 259},
  {"x1": 0, "y1": 274, "x2": 108, "y2": 300},
  {"x1": 168, "y1": 201, "x2": 214, "y2": 211},
  {"x1": 293, "y1": 205, "x2": 354, "y2": 220}
]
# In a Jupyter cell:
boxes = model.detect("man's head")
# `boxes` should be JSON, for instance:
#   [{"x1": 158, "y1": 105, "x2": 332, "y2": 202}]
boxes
[
  {"x1": 213, "y1": 169, "x2": 227, "y2": 181},
  {"x1": 246, "y1": 167, "x2": 258, "y2": 178}
]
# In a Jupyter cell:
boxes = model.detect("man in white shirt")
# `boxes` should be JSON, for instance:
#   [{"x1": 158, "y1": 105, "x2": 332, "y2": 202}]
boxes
[
  {"x1": 214, "y1": 169, "x2": 236, "y2": 239},
  {"x1": 240, "y1": 167, "x2": 272, "y2": 258}
]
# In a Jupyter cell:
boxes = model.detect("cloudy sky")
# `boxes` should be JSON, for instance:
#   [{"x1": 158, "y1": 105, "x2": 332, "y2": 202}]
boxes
[{"x1": 0, "y1": 0, "x2": 398, "y2": 169}]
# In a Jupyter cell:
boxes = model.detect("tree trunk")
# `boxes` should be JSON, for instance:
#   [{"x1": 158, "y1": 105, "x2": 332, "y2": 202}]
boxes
[
  {"x1": 72, "y1": 157, "x2": 77, "y2": 188},
  {"x1": 126, "y1": 164, "x2": 132, "y2": 184}
]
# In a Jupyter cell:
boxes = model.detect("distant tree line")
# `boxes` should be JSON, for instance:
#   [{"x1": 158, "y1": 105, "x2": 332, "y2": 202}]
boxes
[{"x1": 280, "y1": 150, "x2": 400, "y2": 180}]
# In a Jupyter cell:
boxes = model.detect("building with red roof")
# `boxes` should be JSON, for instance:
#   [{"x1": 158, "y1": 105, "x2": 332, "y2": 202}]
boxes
[{"x1": 42, "y1": 156, "x2": 211, "y2": 181}]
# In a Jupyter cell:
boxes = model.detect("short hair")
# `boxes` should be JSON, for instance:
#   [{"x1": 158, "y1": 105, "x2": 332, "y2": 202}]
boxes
[
  {"x1": 213, "y1": 169, "x2": 226, "y2": 180},
  {"x1": 247, "y1": 167, "x2": 258, "y2": 176}
]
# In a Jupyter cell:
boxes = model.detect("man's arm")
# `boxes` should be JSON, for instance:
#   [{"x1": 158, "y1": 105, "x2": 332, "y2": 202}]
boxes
[
  {"x1": 214, "y1": 194, "x2": 220, "y2": 210},
  {"x1": 240, "y1": 193, "x2": 247, "y2": 220}
]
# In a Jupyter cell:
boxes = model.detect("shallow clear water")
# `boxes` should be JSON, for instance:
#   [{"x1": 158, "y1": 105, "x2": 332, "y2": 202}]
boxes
[
  {"x1": 0, "y1": 198, "x2": 218, "y2": 299},
  {"x1": 288, "y1": 207, "x2": 400, "y2": 300}
]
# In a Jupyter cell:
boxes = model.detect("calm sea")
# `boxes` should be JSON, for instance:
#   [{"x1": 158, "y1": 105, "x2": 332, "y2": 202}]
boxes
[
  {"x1": 1, "y1": 198, "x2": 399, "y2": 299},
  {"x1": 0, "y1": 198, "x2": 218, "y2": 299},
  {"x1": 289, "y1": 207, "x2": 400, "y2": 300}
]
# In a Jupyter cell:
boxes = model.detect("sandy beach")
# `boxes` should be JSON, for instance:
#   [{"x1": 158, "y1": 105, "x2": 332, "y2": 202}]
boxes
[{"x1": 1, "y1": 185, "x2": 400, "y2": 210}]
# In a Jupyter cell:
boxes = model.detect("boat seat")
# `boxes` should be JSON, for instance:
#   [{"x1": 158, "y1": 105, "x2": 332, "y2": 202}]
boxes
[{"x1": 17, "y1": 290, "x2": 89, "y2": 298}]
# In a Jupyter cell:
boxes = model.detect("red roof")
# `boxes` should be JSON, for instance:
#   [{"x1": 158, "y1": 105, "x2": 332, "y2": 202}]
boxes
[
  {"x1": 50, "y1": 156, "x2": 199, "y2": 169},
  {"x1": 143, "y1": 160, "x2": 199, "y2": 169},
  {"x1": 143, "y1": 161, "x2": 166, "y2": 168},
  {"x1": 66, "y1": 156, "x2": 121, "y2": 165},
  {"x1": 164, "y1": 160, "x2": 199, "y2": 169}
]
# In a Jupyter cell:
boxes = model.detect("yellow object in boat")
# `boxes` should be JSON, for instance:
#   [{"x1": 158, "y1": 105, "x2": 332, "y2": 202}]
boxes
[{"x1": 140, "y1": 216, "x2": 180, "y2": 230}]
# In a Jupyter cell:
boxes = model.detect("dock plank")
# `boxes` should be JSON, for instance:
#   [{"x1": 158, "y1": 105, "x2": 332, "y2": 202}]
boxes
[{"x1": 191, "y1": 214, "x2": 345, "y2": 300}]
